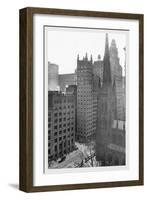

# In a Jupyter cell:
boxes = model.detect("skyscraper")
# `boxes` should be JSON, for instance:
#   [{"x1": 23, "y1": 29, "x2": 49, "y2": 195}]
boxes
[
  {"x1": 76, "y1": 53, "x2": 95, "y2": 142},
  {"x1": 48, "y1": 91, "x2": 76, "y2": 165},
  {"x1": 110, "y1": 39, "x2": 125, "y2": 120}
]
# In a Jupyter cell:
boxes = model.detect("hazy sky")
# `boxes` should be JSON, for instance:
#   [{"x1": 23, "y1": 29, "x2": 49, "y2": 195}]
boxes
[{"x1": 46, "y1": 26, "x2": 128, "y2": 75}]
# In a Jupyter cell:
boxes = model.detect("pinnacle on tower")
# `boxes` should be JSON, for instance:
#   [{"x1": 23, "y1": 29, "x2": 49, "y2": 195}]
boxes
[
  {"x1": 90, "y1": 54, "x2": 93, "y2": 63},
  {"x1": 98, "y1": 54, "x2": 101, "y2": 60},
  {"x1": 85, "y1": 52, "x2": 88, "y2": 61},
  {"x1": 98, "y1": 77, "x2": 101, "y2": 88},
  {"x1": 103, "y1": 33, "x2": 112, "y2": 85}
]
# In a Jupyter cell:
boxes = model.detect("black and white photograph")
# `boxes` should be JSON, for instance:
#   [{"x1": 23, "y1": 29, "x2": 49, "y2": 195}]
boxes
[
  {"x1": 46, "y1": 27, "x2": 127, "y2": 170},
  {"x1": 19, "y1": 7, "x2": 143, "y2": 192}
]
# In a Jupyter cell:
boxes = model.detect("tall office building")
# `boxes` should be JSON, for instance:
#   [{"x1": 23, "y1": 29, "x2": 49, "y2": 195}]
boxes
[
  {"x1": 76, "y1": 54, "x2": 95, "y2": 142},
  {"x1": 48, "y1": 91, "x2": 76, "y2": 164},
  {"x1": 109, "y1": 39, "x2": 124, "y2": 120}
]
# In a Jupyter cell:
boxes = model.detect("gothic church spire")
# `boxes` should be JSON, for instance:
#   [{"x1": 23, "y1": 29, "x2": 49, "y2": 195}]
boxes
[{"x1": 103, "y1": 33, "x2": 112, "y2": 85}]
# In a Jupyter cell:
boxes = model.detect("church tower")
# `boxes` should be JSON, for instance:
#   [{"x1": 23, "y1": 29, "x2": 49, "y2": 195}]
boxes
[{"x1": 96, "y1": 33, "x2": 117, "y2": 165}]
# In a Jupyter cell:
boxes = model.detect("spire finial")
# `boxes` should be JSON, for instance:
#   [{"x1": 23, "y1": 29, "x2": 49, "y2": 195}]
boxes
[
  {"x1": 103, "y1": 33, "x2": 112, "y2": 85},
  {"x1": 98, "y1": 54, "x2": 101, "y2": 60},
  {"x1": 85, "y1": 52, "x2": 88, "y2": 61},
  {"x1": 98, "y1": 77, "x2": 101, "y2": 88},
  {"x1": 90, "y1": 54, "x2": 93, "y2": 63}
]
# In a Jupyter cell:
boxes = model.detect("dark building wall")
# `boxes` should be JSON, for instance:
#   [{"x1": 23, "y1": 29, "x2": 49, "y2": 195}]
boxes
[
  {"x1": 66, "y1": 85, "x2": 77, "y2": 134},
  {"x1": 96, "y1": 34, "x2": 125, "y2": 166},
  {"x1": 48, "y1": 91, "x2": 76, "y2": 163}
]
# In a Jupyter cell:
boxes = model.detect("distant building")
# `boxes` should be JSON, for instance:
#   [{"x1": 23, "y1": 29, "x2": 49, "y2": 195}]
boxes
[
  {"x1": 109, "y1": 39, "x2": 124, "y2": 120},
  {"x1": 48, "y1": 62, "x2": 59, "y2": 91},
  {"x1": 96, "y1": 34, "x2": 125, "y2": 166},
  {"x1": 59, "y1": 73, "x2": 77, "y2": 92},
  {"x1": 93, "y1": 55, "x2": 103, "y2": 81},
  {"x1": 48, "y1": 91, "x2": 76, "y2": 164},
  {"x1": 92, "y1": 40, "x2": 125, "y2": 120}
]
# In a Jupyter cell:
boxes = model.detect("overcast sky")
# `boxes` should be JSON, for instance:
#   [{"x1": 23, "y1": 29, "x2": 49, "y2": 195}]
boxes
[{"x1": 46, "y1": 27, "x2": 128, "y2": 75}]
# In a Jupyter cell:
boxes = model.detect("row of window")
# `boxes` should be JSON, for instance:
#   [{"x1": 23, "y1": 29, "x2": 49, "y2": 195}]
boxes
[
  {"x1": 53, "y1": 98, "x2": 74, "y2": 104},
  {"x1": 53, "y1": 105, "x2": 75, "y2": 109},
  {"x1": 48, "y1": 123, "x2": 74, "y2": 129},
  {"x1": 51, "y1": 111, "x2": 75, "y2": 117},
  {"x1": 48, "y1": 132, "x2": 74, "y2": 141},
  {"x1": 48, "y1": 145, "x2": 74, "y2": 157},
  {"x1": 48, "y1": 139, "x2": 74, "y2": 154}
]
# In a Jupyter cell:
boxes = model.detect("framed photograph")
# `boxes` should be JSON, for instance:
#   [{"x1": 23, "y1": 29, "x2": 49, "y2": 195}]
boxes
[{"x1": 19, "y1": 7, "x2": 144, "y2": 192}]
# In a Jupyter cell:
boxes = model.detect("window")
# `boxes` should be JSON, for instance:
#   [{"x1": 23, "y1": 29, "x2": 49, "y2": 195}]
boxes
[
  {"x1": 59, "y1": 130, "x2": 62, "y2": 135},
  {"x1": 54, "y1": 119, "x2": 57, "y2": 123},
  {"x1": 54, "y1": 138, "x2": 57, "y2": 143},
  {"x1": 54, "y1": 125, "x2": 57, "y2": 129},
  {"x1": 54, "y1": 145, "x2": 57, "y2": 151},
  {"x1": 59, "y1": 124, "x2": 62, "y2": 128},
  {"x1": 54, "y1": 113, "x2": 57, "y2": 117},
  {"x1": 54, "y1": 132, "x2": 57, "y2": 136},
  {"x1": 59, "y1": 143, "x2": 62, "y2": 150}
]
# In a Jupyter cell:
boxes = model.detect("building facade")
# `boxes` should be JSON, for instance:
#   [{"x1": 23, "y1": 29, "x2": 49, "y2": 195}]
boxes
[
  {"x1": 109, "y1": 39, "x2": 125, "y2": 120},
  {"x1": 96, "y1": 34, "x2": 125, "y2": 166},
  {"x1": 48, "y1": 91, "x2": 76, "y2": 164},
  {"x1": 76, "y1": 54, "x2": 96, "y2": 142}
]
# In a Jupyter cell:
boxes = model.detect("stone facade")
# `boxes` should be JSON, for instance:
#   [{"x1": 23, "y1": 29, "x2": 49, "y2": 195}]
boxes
[{"x1": 96, "y1": 34, "x2": 125, "y2": 166}]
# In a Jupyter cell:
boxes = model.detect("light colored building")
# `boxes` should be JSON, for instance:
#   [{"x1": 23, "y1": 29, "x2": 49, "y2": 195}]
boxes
[{"x1": 48, "y1": 62, "x2": 59, "y2": 91}]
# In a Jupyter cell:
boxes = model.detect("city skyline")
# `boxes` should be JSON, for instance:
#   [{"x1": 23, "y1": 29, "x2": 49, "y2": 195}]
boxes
[
  {"x1": 46, "y1": 33, "x2": 126, "y2": 169},
  {"x1": 46, "y1": 26, "x2": 128, "y2": 75}
]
